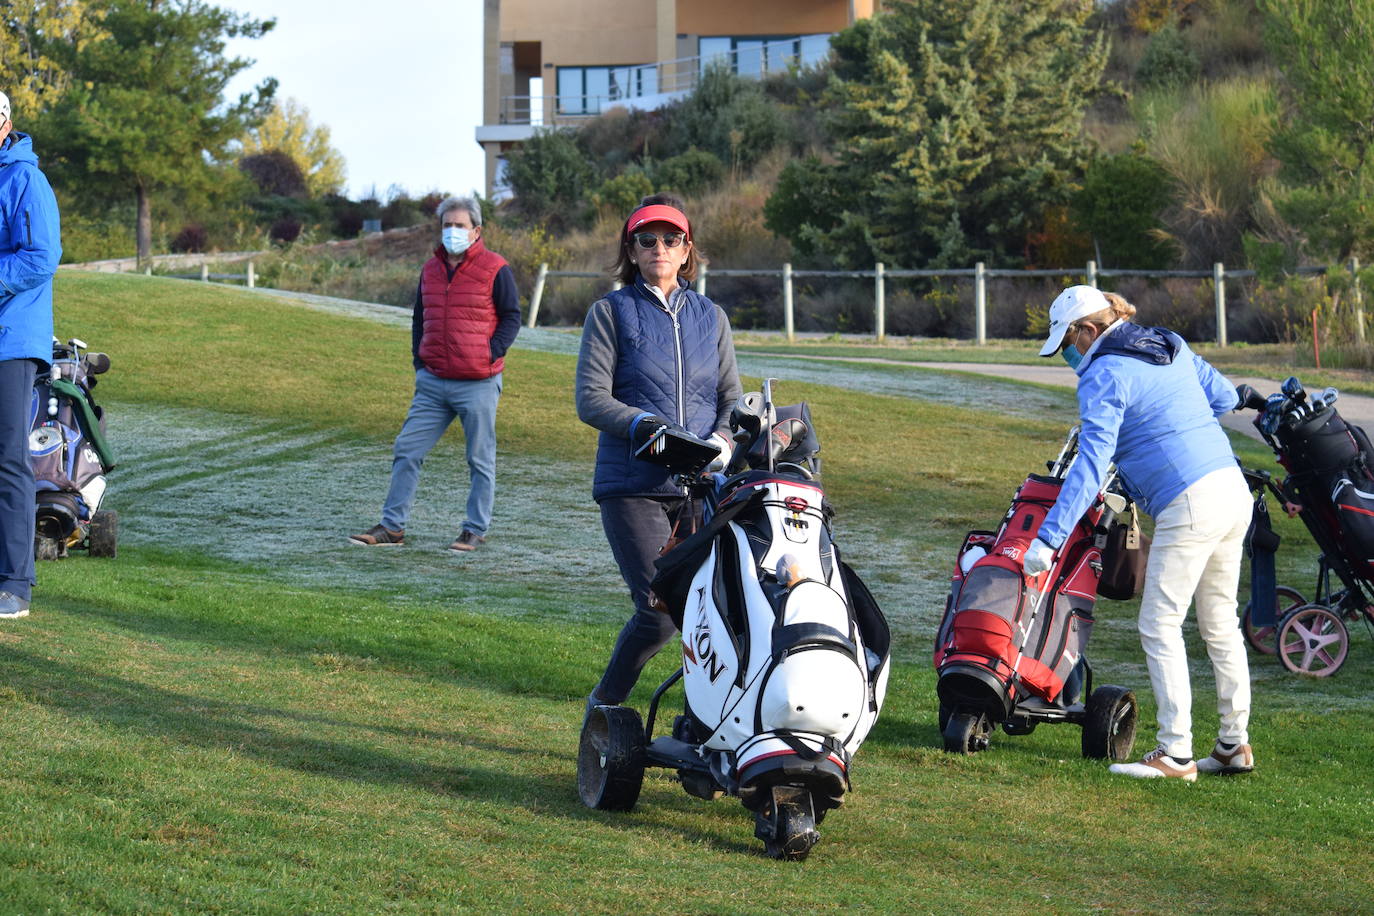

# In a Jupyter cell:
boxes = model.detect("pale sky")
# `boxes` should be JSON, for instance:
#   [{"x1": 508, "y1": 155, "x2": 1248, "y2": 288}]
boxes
[{"x1": 223, "y1": 0, "x2": 487, "y2": 201}]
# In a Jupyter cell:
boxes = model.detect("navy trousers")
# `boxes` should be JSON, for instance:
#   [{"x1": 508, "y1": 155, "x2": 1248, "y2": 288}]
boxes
[
  {"x1": 0, "y1": 359, "x2": 36, "y2": 600},
  {"x1": 593, "y1": 495, "x2": 683, "y2": 704}
]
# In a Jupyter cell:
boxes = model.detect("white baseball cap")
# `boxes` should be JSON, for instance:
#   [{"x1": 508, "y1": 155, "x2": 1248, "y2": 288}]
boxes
[
  {"x1": 1039, "y1": 285, "x2": 1109, "y2": 356},
  {"x1": 0, "y1": 91, "x2": 9, "y2": 126}
]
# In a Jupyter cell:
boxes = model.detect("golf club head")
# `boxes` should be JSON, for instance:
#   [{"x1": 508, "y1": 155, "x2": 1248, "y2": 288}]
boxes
[{"x1": 1281, "y1": 376, "x2": 1305, "y2": 400}]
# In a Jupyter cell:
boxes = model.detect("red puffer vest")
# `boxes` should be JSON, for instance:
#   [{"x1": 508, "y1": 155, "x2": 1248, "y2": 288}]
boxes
[{"x1": 416, "y1": 239, "x2": 509, "y2": 379}]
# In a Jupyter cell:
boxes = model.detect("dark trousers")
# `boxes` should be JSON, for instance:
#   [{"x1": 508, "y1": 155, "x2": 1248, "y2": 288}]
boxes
[
  {"x1": 593, "y1": 495, "x2": 683, "y2": 704},
  {"x1": 0, "y1": 359, "x2": 36, "y2": 600}
]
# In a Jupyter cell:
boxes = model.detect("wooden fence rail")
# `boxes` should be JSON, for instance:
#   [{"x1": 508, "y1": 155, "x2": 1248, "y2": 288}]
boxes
[{"x1": 526, "y1": 259, "x2": 1350, "y2": 346}]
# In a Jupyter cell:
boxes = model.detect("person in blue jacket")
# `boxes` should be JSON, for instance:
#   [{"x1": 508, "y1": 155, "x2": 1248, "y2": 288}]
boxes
[
  {"x1": 1024, "y1": 286, "x2": 1254, "y2": 780},
  {"x1": 0, "y1": 90, "x2": 62, "y2": 620},
  {"x1": 575, "y1": 194, "x2": 741, "y2": 717}
]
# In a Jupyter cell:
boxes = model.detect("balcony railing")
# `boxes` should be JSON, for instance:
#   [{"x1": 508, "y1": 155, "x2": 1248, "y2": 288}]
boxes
[{"x1": 498, "y1": 35, "x2": 832, "y2": 126}]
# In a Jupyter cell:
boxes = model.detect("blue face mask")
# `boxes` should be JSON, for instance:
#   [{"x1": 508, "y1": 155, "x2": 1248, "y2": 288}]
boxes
[
  {"x1": 1061, "y1": 343, "x2": 1083, "y2": 370},
  {"x1": 442, "y1": 227, "x2": 472, "y2": 256}
]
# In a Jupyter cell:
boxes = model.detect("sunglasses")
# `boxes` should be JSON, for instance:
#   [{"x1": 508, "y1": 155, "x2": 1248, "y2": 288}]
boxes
[{"x1": 631, "y1": 231, "x2": 687, "y2": 250}]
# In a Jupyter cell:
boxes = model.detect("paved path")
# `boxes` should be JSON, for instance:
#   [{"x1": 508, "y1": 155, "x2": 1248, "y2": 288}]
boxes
[{"x1": 907, "y1": 362, "x2": 1374, "y2": 443}]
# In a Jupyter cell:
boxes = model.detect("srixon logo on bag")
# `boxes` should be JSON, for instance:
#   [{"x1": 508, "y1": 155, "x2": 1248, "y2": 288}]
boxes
[{"x1": 683, "y1": 594, "x2": 728, "y2": 683}]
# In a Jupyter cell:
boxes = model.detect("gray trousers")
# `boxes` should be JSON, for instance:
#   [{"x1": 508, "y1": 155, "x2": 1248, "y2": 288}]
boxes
[{"x1": 592, "y1": 495, "x2": 683, "y2": 704}]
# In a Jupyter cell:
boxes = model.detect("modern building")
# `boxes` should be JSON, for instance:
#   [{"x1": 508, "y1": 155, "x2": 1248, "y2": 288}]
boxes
[{"x1": 478, "y1": 0, "x2": 878, "y2": 198}]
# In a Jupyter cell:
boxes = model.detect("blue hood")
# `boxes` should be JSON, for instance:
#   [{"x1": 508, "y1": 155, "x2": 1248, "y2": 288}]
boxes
[
  {"x1": 1091, "y1": 322, "x2": 1180, "y2": 367},
  {"x1": 0, "y1": 132, "x2": 40, "y2": 168}
]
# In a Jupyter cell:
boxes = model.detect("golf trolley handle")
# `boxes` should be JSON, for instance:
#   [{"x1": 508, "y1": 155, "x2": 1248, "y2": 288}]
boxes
[{"x1": 762, "y1": 377, "x2": 778, "y2": 473}]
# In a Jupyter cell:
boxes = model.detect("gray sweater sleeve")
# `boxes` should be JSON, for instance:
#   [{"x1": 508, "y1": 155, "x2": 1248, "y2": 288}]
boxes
[
  {"x1": 714, "y1": 305, "x2": 743, "y2": 433},
  {"x1": 575, "y1": 298, "x2": 641, "y2": 437}
]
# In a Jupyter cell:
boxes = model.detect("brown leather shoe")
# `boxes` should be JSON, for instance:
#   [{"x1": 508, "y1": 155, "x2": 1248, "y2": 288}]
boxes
[
  {"x1": 448, "y1": 530, "x2": 486, "y2": 552},
  {"x1": 349, "y1": 524, "x2": 405, "y2": 546}
]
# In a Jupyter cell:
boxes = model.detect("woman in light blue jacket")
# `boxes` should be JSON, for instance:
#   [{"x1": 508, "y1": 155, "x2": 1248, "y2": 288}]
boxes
[{"x1": 1024, "y1": 286, "x2": 1253, "y2": 781}]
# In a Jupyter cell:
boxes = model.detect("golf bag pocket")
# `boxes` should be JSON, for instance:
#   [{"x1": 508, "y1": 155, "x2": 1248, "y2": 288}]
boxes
[{"x1": 1332, "y1": 476, "x2": 1374, "y2": 570}]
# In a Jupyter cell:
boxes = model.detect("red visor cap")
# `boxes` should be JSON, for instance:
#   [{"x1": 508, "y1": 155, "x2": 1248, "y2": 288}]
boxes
[{"x1": 626, "y1": 205, "x2": 690, "y2": 239}]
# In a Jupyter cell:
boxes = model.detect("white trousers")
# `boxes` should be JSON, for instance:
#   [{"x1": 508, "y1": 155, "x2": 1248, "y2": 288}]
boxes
[{"x1": 1137, "y1": 465, "x2": 1253, "y2": 757}]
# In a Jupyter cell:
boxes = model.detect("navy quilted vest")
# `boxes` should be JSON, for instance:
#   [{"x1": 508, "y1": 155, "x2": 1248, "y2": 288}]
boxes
[{"x1": 593, "y1": 281, "x2": 722, "y2": 501}]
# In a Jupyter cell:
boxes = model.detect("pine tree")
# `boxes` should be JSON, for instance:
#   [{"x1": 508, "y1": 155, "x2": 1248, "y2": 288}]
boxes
[{"x1": 765, "y1": 0, "x2": 1107, "y2": 268}]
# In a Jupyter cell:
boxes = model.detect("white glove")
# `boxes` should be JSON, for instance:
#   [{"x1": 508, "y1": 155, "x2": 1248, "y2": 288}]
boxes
[
  {"x1": 705, "y1": 432, "x2": 732, "y2": 473},
  {"x1": 1022, "y1": 537, "x2": 1054, "y2": 576}
]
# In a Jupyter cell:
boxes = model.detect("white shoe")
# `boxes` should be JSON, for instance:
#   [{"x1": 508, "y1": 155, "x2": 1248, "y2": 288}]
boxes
[
  {"x1": 1108, "y1": 745, "x2": 1198, "y2": 781},
  {"x1": 1196, "y1": 741, "x2": 1254, "y2": 775}
]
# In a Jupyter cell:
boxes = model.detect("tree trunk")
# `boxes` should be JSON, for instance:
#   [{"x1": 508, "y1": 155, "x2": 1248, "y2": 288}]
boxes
[{"x1": 136, "y1": 183, "x2": 152, "y2": 267}]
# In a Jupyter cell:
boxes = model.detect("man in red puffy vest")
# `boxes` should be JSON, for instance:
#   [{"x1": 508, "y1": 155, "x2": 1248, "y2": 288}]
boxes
[{"x1": 350, "y1": 195, "x2": 521, "y2": 552}]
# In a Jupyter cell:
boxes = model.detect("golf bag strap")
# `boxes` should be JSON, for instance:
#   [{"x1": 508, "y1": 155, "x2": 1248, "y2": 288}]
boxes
[
  {"x1": 1246, "y1": 490, "x2": 1279, "y2": 627},
  {"x1": 51, "y1": 377, "x2": 116, "y2": 472},
  {"x1": 770, "y1": 731, "x2": 848, "y2": 765},
  {"x1": 771, "y1": 623, "x2": 856, "y2": 662}
]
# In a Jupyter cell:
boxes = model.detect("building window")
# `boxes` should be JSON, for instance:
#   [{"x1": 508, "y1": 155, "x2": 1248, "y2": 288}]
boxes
[
  {"x1": 698, "y1": 34, "x2": 833, "y2": 77},
  {"x1": 557, "y1": 64, "x2": 658, "y2": 115}
]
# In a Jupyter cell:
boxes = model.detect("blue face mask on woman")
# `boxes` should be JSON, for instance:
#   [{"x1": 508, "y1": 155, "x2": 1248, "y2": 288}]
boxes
[{"x1": 1061, "y1": 343, "x2": 1083, "y2": 370}]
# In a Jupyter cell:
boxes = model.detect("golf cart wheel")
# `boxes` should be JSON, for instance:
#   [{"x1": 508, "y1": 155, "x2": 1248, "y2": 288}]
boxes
[
  {"x1": 754, "y1": 785, "x2": 820, "y2": 862},
  {"x1": 1082, "y1": 685, "x2": 1138, "y2": 761},
  {"x1": 938, "y1": 703, "x2": 951, "y2": 734},
  {"x1": 89, "y1": 510, "x2": 118, "y2": 559},
  {"x1": 577, "y1": 705, "x2": 646, "y2": 811},
  {"x1": 942, "y1": 711, "x2": 991, "y2": 755},
  {"x1": 1242, "y1": 585, "x2": 1305, "y2": 656},
  {"x1": 34, "y1": 536, "x2": 61, "y2": 562},
  {"x1": 1277, "y1": 604, "x2": 1349, "y2": 677}
]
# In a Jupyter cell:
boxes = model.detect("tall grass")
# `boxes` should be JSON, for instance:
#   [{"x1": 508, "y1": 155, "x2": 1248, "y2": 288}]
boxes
[{"x1": 1134, "y1": 77, "x2": 1279, "y2": 268}]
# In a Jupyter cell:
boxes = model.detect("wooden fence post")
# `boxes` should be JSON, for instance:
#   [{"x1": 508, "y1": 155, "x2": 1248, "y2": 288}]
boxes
[
  {"x1": 246, "y1": 261, "x2": 256, "y2": 289},
  {"x1": 527, "y1": 262, "x2": 548, "y2": 328},
  {"x1": 782, "y1": 262, "x2": 795, "y2": 344},
  {"x1": 1086, "y1": 260, "x2": 1098, "y2": 288},
  {"x1": 695, "y1": 262, "x2": 707, "y2": 296},
  {"x1": 1352, "y1": 257, "x2": 1365, "y2": 344},
  {"x1": 874, "y1": 262, "x2": 885, "y2": 343},
  {"x1": 200, "y1": 264, "x2": 209, "y2": 282},
  {"x1": 975, "y1": 261, "x2": 987, "y2": 346},
  {"x1": 1213, "y1": 262, "x2": 1227, "y2": 347}
]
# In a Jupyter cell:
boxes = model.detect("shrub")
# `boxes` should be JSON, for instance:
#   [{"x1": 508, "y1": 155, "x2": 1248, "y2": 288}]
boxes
[
  {"x1": 590, "y1": 171, "x2": 654, "y2": 220},
  {"x1": 240, "y1": 150, "x2": 309, "y2": 198},
  {"x1": 504, "y1": 129, "x2": 596, "y2": 227},
  {"x1": 663, "y1": 66, "x2": 787, "y2": 175},
  {"x1": 270, "y1": 217, "x2": 303, "y2": 244},
  {"x1": 652, "y1": 149, "x2": 726, "y2": 198},
  {"x1": 170, "y1": 223, "x2": 208, "y2": 253},
  {"x1": 57, "y1": 212, "x2": 134, "y2": 263},
  {"x1": 1135, "y1": 23, "x2": 1201, "y2": 89},
  {"x1": 1071, "y1": 149, "x2": 1177, "y2": 268}
]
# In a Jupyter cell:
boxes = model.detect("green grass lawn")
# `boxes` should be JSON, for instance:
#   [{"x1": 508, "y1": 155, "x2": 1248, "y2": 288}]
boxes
[{"x1": 7, "y1": 272, "x2": 1370, "y2": 913}]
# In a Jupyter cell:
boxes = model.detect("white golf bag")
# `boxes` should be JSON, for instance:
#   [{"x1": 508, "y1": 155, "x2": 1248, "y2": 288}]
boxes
[{"x1": 578, "y1": 381, "x2": 890, "y2": 861}]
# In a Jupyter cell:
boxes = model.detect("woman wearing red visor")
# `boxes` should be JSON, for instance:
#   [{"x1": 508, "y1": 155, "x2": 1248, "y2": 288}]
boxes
[{"x1": 575, "y1": 193, "x2": 742, "y2": 717}]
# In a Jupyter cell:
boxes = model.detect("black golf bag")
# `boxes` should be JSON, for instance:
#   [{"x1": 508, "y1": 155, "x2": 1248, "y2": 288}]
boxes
[
  {"x1": 1239, "y1": 379, "x2": 1374, "y2": 676},
  {"x1": 30, "y1": 337, "x2": 117, "y2": 559}
]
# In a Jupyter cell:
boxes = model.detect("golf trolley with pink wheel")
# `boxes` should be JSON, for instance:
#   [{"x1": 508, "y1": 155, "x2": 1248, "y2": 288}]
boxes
[
  {"x1": 577, "y1": 381, "x2": 890, "y2": 862},
  {"x1": 1237, "y1": 378, "x2": 1374, "y2": 677}
]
